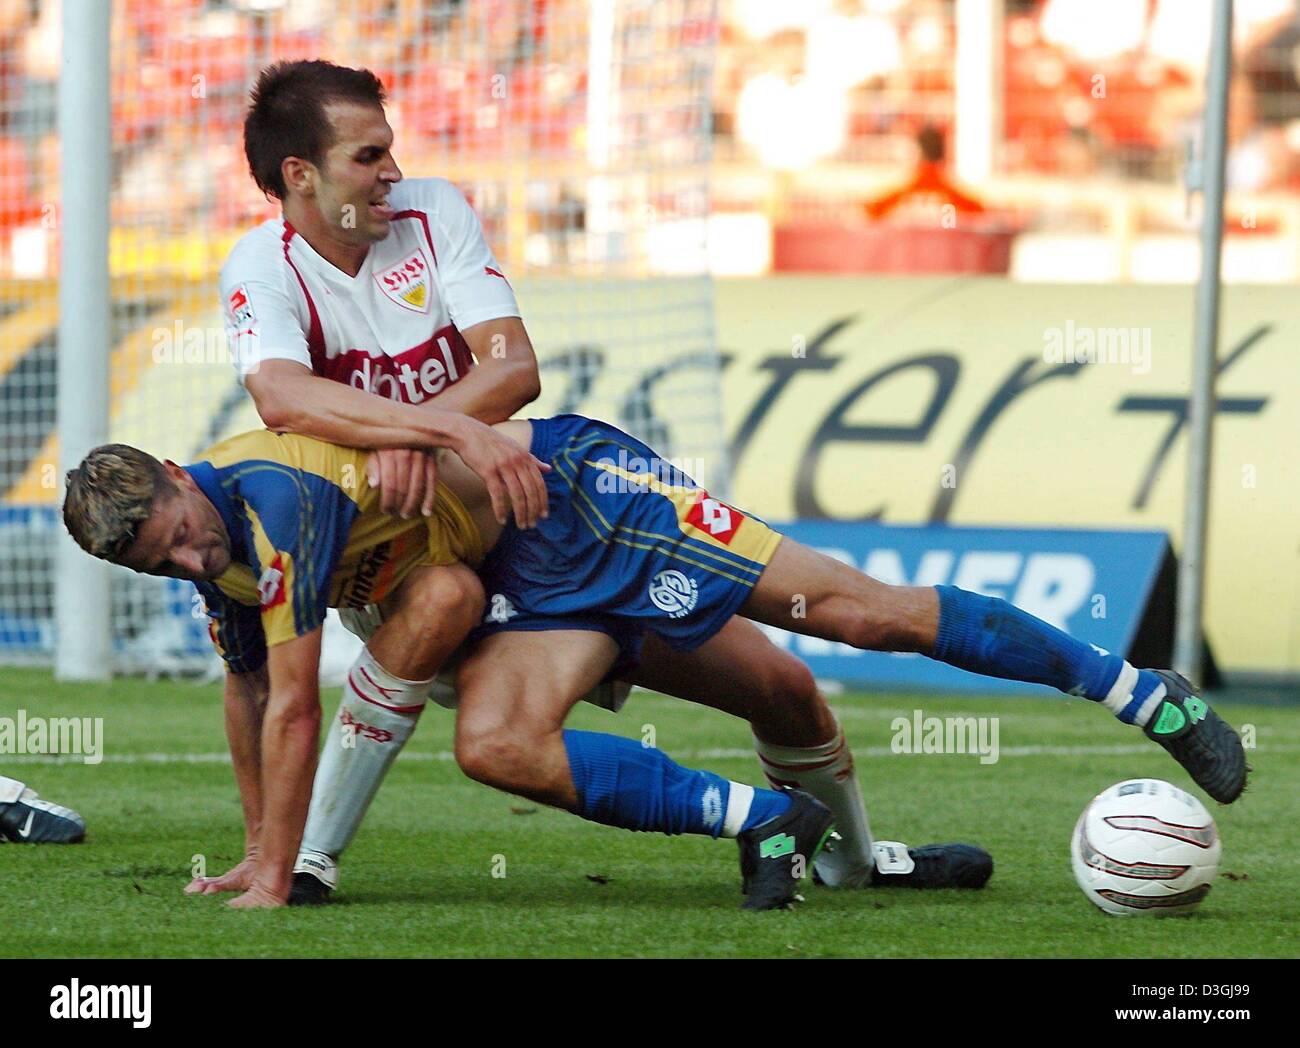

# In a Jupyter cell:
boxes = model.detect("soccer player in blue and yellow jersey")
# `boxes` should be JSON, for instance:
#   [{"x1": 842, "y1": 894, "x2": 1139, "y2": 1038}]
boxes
[
  {"x1": 63, "y1": 422, "x2": 848, "y2": 909},
  {"x1": 64, "y1": 416, "x2": 1246, "y2": 910},
  {"x1": 226, "y1": 58, "x2": 882, "y2": 906}
]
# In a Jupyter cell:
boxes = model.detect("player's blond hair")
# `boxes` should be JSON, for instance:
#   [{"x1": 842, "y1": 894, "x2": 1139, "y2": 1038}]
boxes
[{"x1": 63, "y1": 444, "x2": 176, "y2": 563}]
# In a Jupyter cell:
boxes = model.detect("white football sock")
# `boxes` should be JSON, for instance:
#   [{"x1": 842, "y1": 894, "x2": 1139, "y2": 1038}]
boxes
[
  {"x1": 298, "y1": 647, "x2": 431, "y2": 860},
  {"x1": 1099, "y1": 661, "x2": 1166, "y2": 728},
  {"x1": 754, "y1": 720, "x2": 876, "y2": 888},
  {"x1": 0, "y1": 776, "x2": 27, "y2": 803},
  {"x1": 720, "y1": 782, "x2": 755, "y2": 839}
]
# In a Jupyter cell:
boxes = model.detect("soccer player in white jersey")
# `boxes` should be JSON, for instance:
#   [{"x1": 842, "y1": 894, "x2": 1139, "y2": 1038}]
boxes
[
  {"x1": 208, "y1": 60, "x2": 551, "y2": 901},
  {"x1": 193, "y1": 60, "x2": 983, "y2": 904}
]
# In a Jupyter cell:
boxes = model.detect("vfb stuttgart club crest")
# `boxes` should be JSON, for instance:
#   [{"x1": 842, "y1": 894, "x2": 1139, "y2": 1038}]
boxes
[
  {"x1": 648, "y1": 569, "x2": 699, "y2": 619},
  {"x1": 376, "y1": 249, "x2": 431, "y2": 313}
]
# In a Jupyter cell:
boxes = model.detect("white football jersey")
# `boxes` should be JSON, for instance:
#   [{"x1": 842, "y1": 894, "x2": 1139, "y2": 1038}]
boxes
[{"x1": 219, "y1": 177, "x2": 519, "y2": 405}]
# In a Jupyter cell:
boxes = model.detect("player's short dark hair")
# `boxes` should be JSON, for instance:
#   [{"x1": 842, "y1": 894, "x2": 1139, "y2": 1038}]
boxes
[{"x1": 244, "y1": 60, "x2": 388, "y2": 200}]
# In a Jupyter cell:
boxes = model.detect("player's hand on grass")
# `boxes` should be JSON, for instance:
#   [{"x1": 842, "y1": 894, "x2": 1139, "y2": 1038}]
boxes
[
  {"x1": 227, "y1": 878, "x2": 290, "y2": 910},
  {"x1": 366, "y1": 448, "x2": 439, "y2": 519},
  {"x1": 453, "y1": 419, "x2": 551, "y2": 529},
  {"x1": 185, "y1": 855, "x2": 259, "y2": 896}
]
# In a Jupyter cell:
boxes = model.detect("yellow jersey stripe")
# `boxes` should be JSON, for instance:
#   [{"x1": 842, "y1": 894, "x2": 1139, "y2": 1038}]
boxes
[{"x1": 553, "y1": 454, "x2": 770, "y2": 578}]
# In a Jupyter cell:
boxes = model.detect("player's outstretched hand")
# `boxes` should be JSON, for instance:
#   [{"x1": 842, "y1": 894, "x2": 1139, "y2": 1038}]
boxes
[
  {"x1": 185, "y1": 857, "x2": 258, "y2": 896},
  {"x1": 366, "y1": 447, "x2": 440, "y2": 519},
  {"x1": 454, "y1": 419, "x2": 551, "y2": 529},
  {"x1": 227, "y1": 880, "x2": 290, "y2": 909}
]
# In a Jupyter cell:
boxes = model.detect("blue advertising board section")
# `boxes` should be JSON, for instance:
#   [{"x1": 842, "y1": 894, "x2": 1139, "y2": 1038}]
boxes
[
  {"x1": 0, "y1": 505, "x2": 55, "y2": 653},
  {"x1": 0, "y1": 505, "x2": 210, "y2": 662},
  {"x1": 762, "y1": 522, "x2": 1172, "y2": 695},
  {"x1": 2, "y1": 507, "x2": 1170, "y2": 690}
]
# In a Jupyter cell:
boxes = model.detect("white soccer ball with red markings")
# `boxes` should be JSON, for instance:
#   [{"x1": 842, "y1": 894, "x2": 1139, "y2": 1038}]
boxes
[{"x1": 1071, "y1": 778, "x2": 1220, "y2": 916}]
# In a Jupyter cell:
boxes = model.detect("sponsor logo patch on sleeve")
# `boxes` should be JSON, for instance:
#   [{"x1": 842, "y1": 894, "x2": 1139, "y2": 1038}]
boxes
[
  {"x1": 228, "y1": 284, "x2": 255, "y2": 328},
  {"x1": 257, "y1": 553, "x2": 288, "y2": 609},
  {"x1": 685, "y1": 491, "x2": 743, "y2": 544}
]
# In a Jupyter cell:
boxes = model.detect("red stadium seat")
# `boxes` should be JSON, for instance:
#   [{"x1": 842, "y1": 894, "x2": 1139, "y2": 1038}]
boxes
[{"x1": 0, "y1": 138, "x2": 40, "y2": 232}]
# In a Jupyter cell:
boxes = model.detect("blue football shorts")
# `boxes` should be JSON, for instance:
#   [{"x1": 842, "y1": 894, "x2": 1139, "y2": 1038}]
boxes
[{"x1": 468, "y1": 414, "x2": 783, "y2": 675}]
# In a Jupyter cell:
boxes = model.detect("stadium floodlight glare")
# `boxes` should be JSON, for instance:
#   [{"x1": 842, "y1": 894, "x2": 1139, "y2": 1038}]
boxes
[
  {"x1": 806, "y1": 15, "x2": 903, "y2": 88},
  {"x1": 1040, "y1": 0, "x2": 1146, "y2": 60},
  {"x1": 736, "y1": 74, "x2": 847, "y2": 170},
  {"x1": 732, "y1": 0, "x2": 832, "y2": 40},
  {"x1": 230, "y1": 0, "x2": 289, "y2": 12}
]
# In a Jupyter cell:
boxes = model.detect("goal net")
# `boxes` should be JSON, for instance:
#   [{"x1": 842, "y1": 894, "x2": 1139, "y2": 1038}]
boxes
[{"x1": 0, "y1": 0, "x2": 723, "y2": 673}]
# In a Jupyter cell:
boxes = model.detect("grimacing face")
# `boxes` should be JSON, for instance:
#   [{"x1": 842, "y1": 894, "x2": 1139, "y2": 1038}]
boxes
[
  {"x1": 307, "y1": 101, "x2": 403, "y2": 245},
  {"x1": 117, "y1": 465, "x2": 233, "y2": 582}
]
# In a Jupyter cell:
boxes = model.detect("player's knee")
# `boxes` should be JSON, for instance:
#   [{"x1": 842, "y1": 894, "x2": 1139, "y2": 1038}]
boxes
[
  {"x1": 741, "y1": 646, "x2": 820, "y2": 716},
  {"x1": 742, "y1": 646, "x2": 834, "y2": 741},
  {"x1": 767, "y1": 649, "x2": 818, "y2": 706},
  {"x1": 454, "y1": 720, "x2": 536, "y2": 790},
  {"x1": 408, "y1": 565, "x2": 485, "y2": 630}
]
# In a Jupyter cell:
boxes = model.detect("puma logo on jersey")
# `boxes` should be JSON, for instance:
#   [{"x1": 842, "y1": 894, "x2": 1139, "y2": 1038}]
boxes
[
  {"x1": 376, "y1": 249, "x2": 431, "y2": 313},
  {"x1": 258, "y1": 555, "x2": 287, "y2": 608}
]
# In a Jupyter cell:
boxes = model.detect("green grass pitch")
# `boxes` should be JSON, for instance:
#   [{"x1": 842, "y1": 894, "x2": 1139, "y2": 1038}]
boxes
[{"x1": 1, "y1": 666, "x2": 1296, "y2": 958}]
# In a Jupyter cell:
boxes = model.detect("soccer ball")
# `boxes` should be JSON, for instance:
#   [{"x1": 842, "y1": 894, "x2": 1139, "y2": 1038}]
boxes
[{"x1": 1071, "y1": 778, "x2": 1220, "y2": 916}]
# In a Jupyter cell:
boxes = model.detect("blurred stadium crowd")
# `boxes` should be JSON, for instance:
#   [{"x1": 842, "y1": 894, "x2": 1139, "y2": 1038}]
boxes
[
  {"x1": 716, "y1": 0, "x2": 1300, "y2": 185},
  {"x1": 3, "y1": 0, "x2": 1300, "y2": 276}
]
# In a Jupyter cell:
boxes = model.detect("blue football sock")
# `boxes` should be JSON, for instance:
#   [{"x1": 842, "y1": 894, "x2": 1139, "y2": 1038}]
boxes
[
  {"x1": 562, "y1": 729, "x2": 791, "y2": 837},
  {"x1": 932, "y1": 586, "x2": 1164, "y2": 724}
]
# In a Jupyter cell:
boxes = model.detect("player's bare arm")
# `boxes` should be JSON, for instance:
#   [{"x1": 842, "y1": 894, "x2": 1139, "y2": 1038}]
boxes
[
  {"x1": 244, "y1": 358, "x2": 482, "y2": 451},
  {"x1": 361, "y1": 320, "x2": 537, "y2": 526},
  {"x1": 427, "y1": 316, "x2": 541, "y2": 425},
  {"x1": 185, "y1": 666, "x2": 270, "y2": 896},
  {"x1": 245, "y1": 330, "x2": 541, "y2": 520},
  {"x1": 245, "y1": 362, "x2": 442, "y2": 518},
  {"x1": 361, "y1": 317, "x2": 541, "y2": 518},
  {"x1": 245, "y1": 360, "x2": 549, "y2": 528},
  {"x1": 228, "y1": 628, "x2": 324, "y2": 910}
]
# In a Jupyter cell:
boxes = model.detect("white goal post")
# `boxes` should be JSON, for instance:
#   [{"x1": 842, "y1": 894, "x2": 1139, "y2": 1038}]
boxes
[{"x1": 0, "y1": 0, "x2": 724, "y2": 677}]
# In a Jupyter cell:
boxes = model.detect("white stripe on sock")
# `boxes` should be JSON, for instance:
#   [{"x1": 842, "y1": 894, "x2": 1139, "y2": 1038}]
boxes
[
  {"x1": 722, "y1": 782, "x2": 754, "y2": 838},
  {"x1": 1130, "y1": 683, "x2": 1167, "y2": 728},
  {"x1": 1100, "y1": 662, "x2": 1140, "y2": 715}
]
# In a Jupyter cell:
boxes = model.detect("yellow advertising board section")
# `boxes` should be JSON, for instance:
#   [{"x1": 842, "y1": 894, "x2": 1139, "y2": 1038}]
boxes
[
  {"x1": 4, "y1": 274, "x2": 1297, "y2": 673},
  {"x1": 705, "y1": 276, "x2": 1300, "y2": 675}
]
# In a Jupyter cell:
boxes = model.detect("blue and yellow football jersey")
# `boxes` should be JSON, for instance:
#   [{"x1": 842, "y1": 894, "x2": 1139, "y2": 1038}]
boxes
[
  {"x1": 185, "y1": 430, "x2": 482, "y2": 674},
  {"x1": 470, "y1": 415, "x2": 783, "y2": 675}
]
